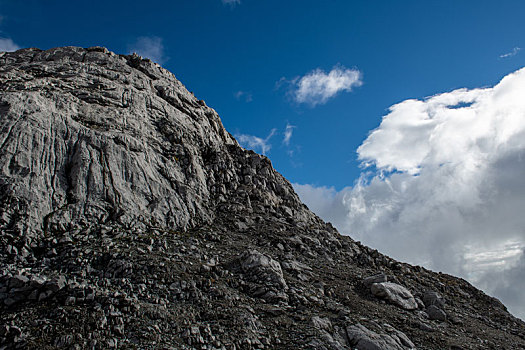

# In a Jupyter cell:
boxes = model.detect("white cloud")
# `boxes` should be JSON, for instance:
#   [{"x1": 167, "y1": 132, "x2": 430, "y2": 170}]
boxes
[
  {"x1": 290, "y1": 66, "x2": 362, "y2": 106},
  {"x1": 295, "y1": 67, "x2": 525, "y2": 320},
  {"x1": 500, "y1": 47, "x2": 521, "y2": 58},
  {"x1": 283, "y1": 123, "x2": 295, "y2": 145},
  {"x1": 0, "y1": 37, "x2": 20, "y2": 52},
  {"x1": 235, "y1": 129, "x2": 276, "y2": 155},
  {"x1": 128, "y1": 36, "x2": 166, "y2": 64},
  {"x1": 234, "y1": 90, "x2": 253, "y2": 102}
]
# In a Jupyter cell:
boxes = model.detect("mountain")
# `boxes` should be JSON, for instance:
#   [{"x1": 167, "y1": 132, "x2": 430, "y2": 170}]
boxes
[{"x1": 0, "y1": 46, "x2": 524, "y2": 349}]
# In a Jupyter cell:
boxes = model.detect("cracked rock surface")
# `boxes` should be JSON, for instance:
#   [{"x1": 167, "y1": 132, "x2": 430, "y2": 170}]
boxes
[{"x1": 1, "y1": 46, "x2": 525, "y2": 349}]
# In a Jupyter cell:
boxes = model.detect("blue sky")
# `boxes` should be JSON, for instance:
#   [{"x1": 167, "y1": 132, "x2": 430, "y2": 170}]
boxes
[
  {"x1": 1, "y1": 0, "x2": 524, "y2": 189},
  {"x1": 2, "y1": 0, "x2": 525, "y2": 319}
]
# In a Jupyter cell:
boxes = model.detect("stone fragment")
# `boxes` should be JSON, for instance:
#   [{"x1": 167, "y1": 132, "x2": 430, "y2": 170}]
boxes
[
  {"x1": 0, "y1": 325, "x2": 9, "y2": 337},
  {"x1": 363, "y1": 273, "x2": 388, "y2": 288},
  {"x1": 370, "y1": 282, "x2": 417, "y2": 310},
  {"x1": 8, "y1": 275, "x2": 29, "y2": 288},
  {"x1": 29, "y1": 275, "x2": 47, "y2": 288},
  {"x1": 309, "y1": 330, "x2": 348, "y2": 350},
  {"x1": 422, "y1": 291, "x2": 445, "y2": 308},
  {"x1": 4, "y1": 297, "x2": 18, "y2": 306},
  {"x1": 311, "y1": 316, "x2": 332, "y2": 331},
  {"x1": 426, "y1": 305, "x2": 447, "y2": 321},
  {"x1": 346, "y1": 324, "x2": 414, "y2": 350},
  {"x1": 239, "y1": 250, "x2": 287, "y2": 291},
  {"x1": 38, "y1": 289, "x2": 54, "y2": 301},
  {"x1": 7, "y1": 245, "x2": 18, "y2": 255},
  {"x1": 415, "y1": 297, "x2": 425, "y2": 309},
  {"x1": 46, "y1": 276, "x2": 66, "y2": 292},
  {"x1": 27, "y1": 289, "x2": 39, "y2": 300},
  {"x1": 54, "y1": 335, "x2": 74, "y2": 347},
  {"x1": 239, "y1": 250, "x2": 288, "y2": 301}
]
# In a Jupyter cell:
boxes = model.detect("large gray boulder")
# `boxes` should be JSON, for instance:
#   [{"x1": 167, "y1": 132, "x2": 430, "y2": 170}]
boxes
[
  {"x1": 370, "y1": 282, "x2": 418, "y2": 310},
  {"x1": 238, "y1": 250, "x2": 287, "y2": 301},
  {"x1": 346, "y1": 324, "x2": 415, "y2": 350}
]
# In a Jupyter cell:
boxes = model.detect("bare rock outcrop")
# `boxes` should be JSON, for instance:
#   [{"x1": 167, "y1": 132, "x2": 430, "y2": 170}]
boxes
[
  {"x1": 0, "y1": 46, "x2": 311, "y2": 241},
  {"x1": 1, "y1": 47, "x2": 525, "y2": 349}
]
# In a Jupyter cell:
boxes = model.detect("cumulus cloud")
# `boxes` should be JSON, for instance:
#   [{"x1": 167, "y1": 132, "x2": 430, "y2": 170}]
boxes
[
  {"x1": 235, "y1": 129, "x2": 276, "y2": 155},
  {"x1": 0, "y1": 37, "x2": 20, "y2": 52},
  {"x1": 128, "y1": 36, "x2": 166, "y2": 64},
  {"x1": 283, "y1": 123, "x2": 295, "y2": 146},
  {"x1": 295, "y1": 67, "x2": 525, "y2": 320},
  {"x1": 500, "y1": 47, "x2": 521, "y2": 58},
  {"x1": 288, "y1": 66, "x2": 362, "y2": 106},
  {"x1": 483, "y1": 249, "x2": 525, "y2": 318}
]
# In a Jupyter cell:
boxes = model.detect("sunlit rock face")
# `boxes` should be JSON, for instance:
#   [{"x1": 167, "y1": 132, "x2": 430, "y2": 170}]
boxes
[{"x1": 0, "y1": 46, "x2": 310, "y2": 237}]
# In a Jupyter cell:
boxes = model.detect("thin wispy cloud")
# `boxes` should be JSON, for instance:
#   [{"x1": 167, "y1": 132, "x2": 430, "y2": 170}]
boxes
[
  {"x1": 222, "y1": 0, "x2": 241, "y2": 6},
  {"x1": 0, "y1": 37, "x2": 20, "y2": 52},
  {"x1": 500, "y1": 47, "x2": 521, "y2": 58},
  {"x1": 283, "y1": 123, "x2": 295, "y2": 145},
  {"x1": 128, "y1": 36, "x2": 167, "y2": 64},
  {"x1": 235, "y1": 129, "x2": 276, "y2": 155},
  {"x1": 295, "y1": 67, "x2": 525, "y2": 320},
  {"x1": 234, "y1": 90, "x2": 253, "y2": 102},
  {"x1": 285, "y1": 65, "x2": 362, "y2": 106}
]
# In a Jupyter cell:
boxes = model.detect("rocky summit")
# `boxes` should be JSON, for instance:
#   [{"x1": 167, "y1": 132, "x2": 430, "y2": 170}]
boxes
[{"x1": 0, "y1": 46, "x2": 524, "y2": 350}]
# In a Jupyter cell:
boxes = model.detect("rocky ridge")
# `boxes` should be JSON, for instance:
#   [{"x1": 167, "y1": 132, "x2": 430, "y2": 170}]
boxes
[{"x1": 0, "y1": 46, "x2": 524, "y2": 349}]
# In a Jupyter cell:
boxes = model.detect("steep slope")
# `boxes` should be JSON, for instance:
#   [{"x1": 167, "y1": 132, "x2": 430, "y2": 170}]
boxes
[{"x1": 0, "y1": 47, "x2": 524, "y2": 349}]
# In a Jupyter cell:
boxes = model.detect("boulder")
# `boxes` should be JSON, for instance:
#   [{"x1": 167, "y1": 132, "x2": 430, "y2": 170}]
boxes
[
  {"x1": 363, "y1": 273, "x2": 388, "y2": 288},
  {"x1": 238, "y1": 250, "x2": 287, "y2": 301},
  {"x1": 426, "y1": 305, "x2": 447, "y2": 321},
  {"x1": 346, "y1": 324, "x2": 415, "y2": 350},
  {"x1": 8, "y1": 275, "x2": 29, "y2": 289},
  {"x1": 422, "y1": 291, "x2": 445, "y2": 308},
  {"x1": 311, "y1": 316, "x2": 332, "y2": 331},
  {"x1": 370, "y1": 282, "x2": 417, "y2": 310}
]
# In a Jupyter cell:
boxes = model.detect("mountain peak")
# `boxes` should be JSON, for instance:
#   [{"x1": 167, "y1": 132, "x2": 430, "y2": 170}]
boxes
[
  {"x1": 0, "y1": 46, "x2": 310, "y2": 235},
  {"x1": 1, "y1": 47, "x2": 524, "y2": 349}
]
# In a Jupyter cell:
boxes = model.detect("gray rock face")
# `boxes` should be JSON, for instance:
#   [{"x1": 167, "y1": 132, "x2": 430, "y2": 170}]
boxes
[
  {"x1": 0, "y1": 46, "x2": 311, "y2": 239},
  {"x1": 370, "y1": 282, "x2": 418, "y2": 310}
]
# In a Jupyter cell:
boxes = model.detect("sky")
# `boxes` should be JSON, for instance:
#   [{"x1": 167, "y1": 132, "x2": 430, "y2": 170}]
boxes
[{"x1": 1, "y1": 0, "x2": 525, "y2": 320}]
